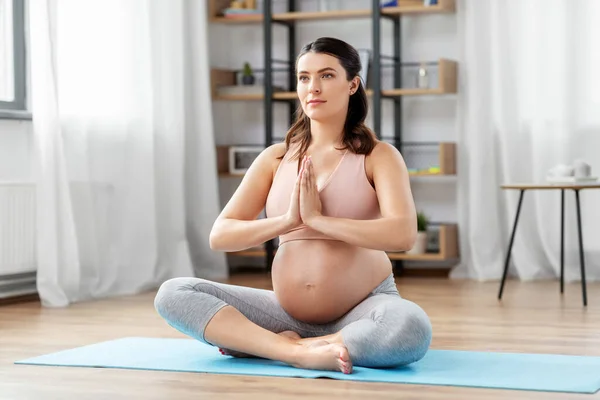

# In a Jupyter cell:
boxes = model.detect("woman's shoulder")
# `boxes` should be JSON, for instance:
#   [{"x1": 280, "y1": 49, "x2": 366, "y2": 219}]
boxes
[
  {"x1": 364, "y1": 141, "x2": 408, "y2": 180},
  {"x1": 366, "y1": 140, "x2": 404, "y2": 162},
  {"x1": 262, "y1": 142, "x2": 287, "y2": 158},
  {"x1": 251, "y1": 142, "x2": 287, "y2": 163},
  {"x1": 254, "y1": 142, "x2": 288, "y2": 175}
]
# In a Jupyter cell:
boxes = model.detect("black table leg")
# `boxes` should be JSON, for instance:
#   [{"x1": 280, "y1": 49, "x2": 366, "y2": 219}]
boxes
[
  {"x1": 499, "y1": 189, "x2": 525, "y2": 300},
  {"x1": 560, "y1": 189, "x2": 565, "y2": 293},
  {"x1": 574, "y1": 189, "x2": 588, "y2": 307}
]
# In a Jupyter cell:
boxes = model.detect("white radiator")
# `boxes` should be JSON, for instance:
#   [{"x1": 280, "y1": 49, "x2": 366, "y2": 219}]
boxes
[{"x1": 0, "y1": 183, "x2": 37, "y2": 298}]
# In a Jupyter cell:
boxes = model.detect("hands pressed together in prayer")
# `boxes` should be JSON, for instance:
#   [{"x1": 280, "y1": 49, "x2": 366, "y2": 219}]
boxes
[{"x1": 285, "y1": 155, "x2": 322, "y2": 229}]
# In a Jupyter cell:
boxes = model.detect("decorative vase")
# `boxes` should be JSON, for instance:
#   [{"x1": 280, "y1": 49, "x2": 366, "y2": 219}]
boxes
[
  {"x1": 242, "y1": 75, "x2": 255, "y2": 85},
  {"x1": 407, "y1": 231, "x2": 428, "y2": 255}
]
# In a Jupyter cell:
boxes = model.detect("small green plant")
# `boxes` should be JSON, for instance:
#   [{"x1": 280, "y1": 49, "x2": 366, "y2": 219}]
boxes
[
  {"x1": 241, "y1": 62, "x2": 255, "y2": 85},
  {"x1": 416, "y1": 211, "x2": 429, "y2": 232},
  {"x1": 243, "y1": 62, "x2": 253, "y2": 76}
]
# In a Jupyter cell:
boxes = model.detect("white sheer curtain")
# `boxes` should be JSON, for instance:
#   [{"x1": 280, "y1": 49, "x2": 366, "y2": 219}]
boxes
[
  {"x1": 452, "y1": 0, "x2": 600, "y2": 282},
  {"x1": 29, "y1": 0, "x2": 227, "y2": 307}
]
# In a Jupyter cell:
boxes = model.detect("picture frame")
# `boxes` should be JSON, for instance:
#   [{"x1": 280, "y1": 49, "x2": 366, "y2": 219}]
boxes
[{"x1": 228, "y1": 146, "x2": 263, "y2": 175}]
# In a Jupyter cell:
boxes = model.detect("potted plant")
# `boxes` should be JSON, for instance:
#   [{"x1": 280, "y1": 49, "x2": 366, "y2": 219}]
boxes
[
  {"x1": 407, "y1": 211, "x2": 429, "y2": 254},
  {"x1": 241, "y1": 62, "x2": 255, "y2": 85}
]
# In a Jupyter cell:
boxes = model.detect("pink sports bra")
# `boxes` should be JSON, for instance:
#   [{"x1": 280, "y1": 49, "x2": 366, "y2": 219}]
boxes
[{"x1": 265, "y1": 144, "x2": 381, "y2": 245}]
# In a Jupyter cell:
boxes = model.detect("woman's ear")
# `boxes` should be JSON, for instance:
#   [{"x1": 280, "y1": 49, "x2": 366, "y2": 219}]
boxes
[{"x1": 349, "y1": 77, "x2": 361, "y2": 95}]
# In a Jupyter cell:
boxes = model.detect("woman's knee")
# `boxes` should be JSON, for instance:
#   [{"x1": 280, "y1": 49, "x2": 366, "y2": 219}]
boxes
[
  {"x1": 343, "y1": 298, "x2": 432, "y2": 368},
  {"x1": 386, "y1": 299, "x2": 432, "y2": 365},
  {"x1": 154, "y1": 277, "x2": 203, "y2": 318}
]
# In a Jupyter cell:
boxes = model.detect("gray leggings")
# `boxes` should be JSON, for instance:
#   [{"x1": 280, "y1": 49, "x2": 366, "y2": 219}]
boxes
[{"x1": 154, "y1": 273, "x2": 432, "y2": 368}]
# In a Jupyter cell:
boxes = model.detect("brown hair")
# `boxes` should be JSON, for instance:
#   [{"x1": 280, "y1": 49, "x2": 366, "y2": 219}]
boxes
[{"x1": 279, "y1": 37, "x2": 377, "y2": 162}]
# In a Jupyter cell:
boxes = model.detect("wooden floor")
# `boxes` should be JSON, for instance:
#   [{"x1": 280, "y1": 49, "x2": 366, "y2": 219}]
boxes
[{"x1": 1, "y1": 274, "x2": 600, "y2": 399}]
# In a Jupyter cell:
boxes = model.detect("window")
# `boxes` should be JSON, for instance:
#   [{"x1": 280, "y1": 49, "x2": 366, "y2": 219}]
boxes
[{"x1": 0, "y1": 0, "x2": 27, "y2": 116}]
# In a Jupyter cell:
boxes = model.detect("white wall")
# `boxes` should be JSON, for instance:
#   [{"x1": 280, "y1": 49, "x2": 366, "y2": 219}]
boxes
[
  {"x1": 209, "y1": 2, "x2": 459, "y2": 225},
  {"x1": 0, "y1": 120, "x2": 33, "y2": 182}
]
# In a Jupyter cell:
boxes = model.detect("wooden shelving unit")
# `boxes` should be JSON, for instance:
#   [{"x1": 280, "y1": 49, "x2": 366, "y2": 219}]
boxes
[
  {"x1": 209, "y1": 0, "x2": 461, "y2": 272},
  {"x1": 209, "y1": 0, "x2": 455, "y2": 24},
  {"x1": 228, "y1": 224, "x2": 459, "y2": 262}
]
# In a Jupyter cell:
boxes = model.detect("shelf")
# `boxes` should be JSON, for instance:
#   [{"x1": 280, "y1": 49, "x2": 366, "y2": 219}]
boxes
[
  {"x1": 210, "y1": 10, "x2": 371, "y2": 24},
  {"x1": 209, "y1": 0, "x2": 455, "y2": 24},
  {"x1": 227, "y1": 224, "x2": 459, "y2": 262},
  {"x1": 210, "y1": 69, "x2": 297, "y2": 101},
  {"x1": 272, "y1": 9, "x2": 372, "y2": 21},
  {"x1": 383, "y1": 59, "x2": 458, "y2": 95}
]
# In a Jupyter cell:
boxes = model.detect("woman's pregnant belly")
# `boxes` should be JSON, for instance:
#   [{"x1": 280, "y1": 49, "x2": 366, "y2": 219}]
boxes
[{"x1": 271, "y1": 239, "x2": 393, "y2": 324}]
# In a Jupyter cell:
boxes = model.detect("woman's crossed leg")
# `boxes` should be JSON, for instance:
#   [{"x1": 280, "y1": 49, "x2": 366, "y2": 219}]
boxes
[{"x1": 154, "y1": 276, "x2": 431, "y2": 373}]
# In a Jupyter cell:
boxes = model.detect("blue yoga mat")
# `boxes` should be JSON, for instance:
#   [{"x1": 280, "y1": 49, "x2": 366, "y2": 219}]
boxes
[{"x1": 15, "y1": 337, "x2": 600, "y2": 394}]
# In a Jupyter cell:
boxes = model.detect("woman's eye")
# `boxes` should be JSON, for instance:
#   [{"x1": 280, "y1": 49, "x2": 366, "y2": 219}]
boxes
[
  {"x1": 298, "y1": 76, "x2": 308, "y2": 82},
  {"x1": 322, "y1": 73, "x2": 333, "y2": 79}
]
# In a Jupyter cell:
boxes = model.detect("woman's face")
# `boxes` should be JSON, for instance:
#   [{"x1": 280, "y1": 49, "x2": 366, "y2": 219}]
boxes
[{"x1": 296, "y1": 52, "x2": 358, "y2": 122}]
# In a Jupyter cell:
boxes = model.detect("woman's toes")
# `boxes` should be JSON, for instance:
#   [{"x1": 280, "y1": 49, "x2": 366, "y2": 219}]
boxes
[
  {"x1": 218, "y1": 347, "x2": 252, "y2": 358},
  {"x1": 337, "y1": 358, "x2": 351, "y2": 374},
  {"x1": 338, "y1": 346, "x2": 352, "y2": 373}
]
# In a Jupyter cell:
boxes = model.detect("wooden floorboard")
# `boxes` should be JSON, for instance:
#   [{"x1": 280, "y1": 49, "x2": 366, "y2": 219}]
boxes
[{"x1": 1, "y1": 274, "x2": 599, "y2": 399}]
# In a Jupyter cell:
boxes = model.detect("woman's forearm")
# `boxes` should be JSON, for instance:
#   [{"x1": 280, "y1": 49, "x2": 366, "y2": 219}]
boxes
[
  {"x1": 209, "y1": 215, "x2": 293, "y2": 252},
  {"x1": 305, "y1": 215, "x2": 417, "y2": 252}
]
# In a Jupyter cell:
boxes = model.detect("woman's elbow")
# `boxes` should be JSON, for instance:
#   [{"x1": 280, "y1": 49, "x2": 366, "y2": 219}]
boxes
[
  {"x1": 209, "y1": 232, "x2": 218, "y2": 250},
  {"x1": 209, "y1": 218, "x2": 243, "y2": 252},
  {"x1": 389, "y1": 228, "x2": 417, "y2": 252},
  {"x1": 402, "y1": 232, "x2": 418, "y2": 252},
  {"x1": 389, "y1": 237, "x2": 415, "y2": 252},
  {"x1": 382, "y1": 217, "x2": 416, "y2": 252},
  {"x1": 209, "y1": 221, "x2": 225, "y2": 251},
  {"x1": 209, "y1": 230, "x2": 219, "y2": 251}
]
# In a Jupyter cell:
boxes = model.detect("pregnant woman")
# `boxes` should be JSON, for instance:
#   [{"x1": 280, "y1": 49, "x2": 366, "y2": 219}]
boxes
[{"x1": 154, "y1": 37, "x2": 432, "y2": 374}]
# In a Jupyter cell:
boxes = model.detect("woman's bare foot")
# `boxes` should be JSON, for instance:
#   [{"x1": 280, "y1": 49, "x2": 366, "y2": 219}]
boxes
[
  {"x1": 292, "y1": 340, "x2": 352, "y2": 374},
  {"x1": 219, "y1": 330, "x2": 301, "y2": 358}
]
